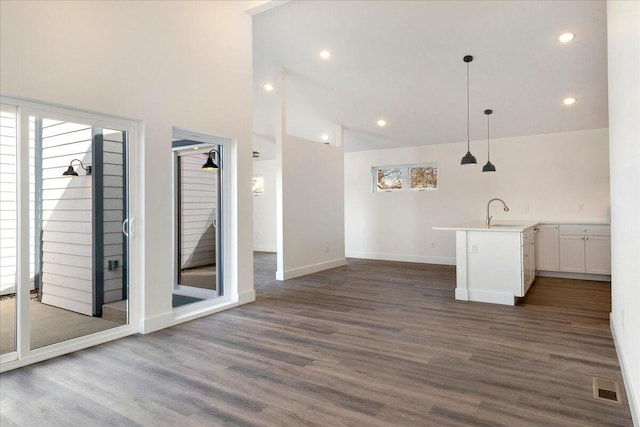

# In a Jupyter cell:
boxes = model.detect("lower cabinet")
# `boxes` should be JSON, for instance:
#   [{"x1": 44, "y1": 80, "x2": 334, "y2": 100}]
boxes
[{"x1": 555, "y1": 225, "x2": 611, "y2": 275}]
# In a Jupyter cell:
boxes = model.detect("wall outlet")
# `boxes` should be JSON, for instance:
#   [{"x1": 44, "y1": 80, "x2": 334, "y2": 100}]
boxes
[
  {"x1": 524, "y1": 204, "x2": 530, "y2": 212},
  {"x1": 470, "y1": 244, "x2": 478, "y2": 253}
]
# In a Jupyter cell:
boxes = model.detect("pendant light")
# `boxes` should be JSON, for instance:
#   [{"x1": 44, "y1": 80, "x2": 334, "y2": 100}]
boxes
[
  {"x1": 482, "y1": 109, "x2": 496, "y2": 172},
  {"x1": 460, "y1": 55, "x2": 477, "y2": 165}
]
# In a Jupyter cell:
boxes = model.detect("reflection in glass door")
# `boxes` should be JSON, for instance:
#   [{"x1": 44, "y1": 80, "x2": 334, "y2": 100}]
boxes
[
  {"x1": 0, "y1": 101, "x2": 131, "y2": 362},
  {"x1": 0, "y1": 106, "x2": 18, "y2": 359},
  {"x1": 173, "y1": 142, "x2": 222, "y2": 307},
  {"x1": 29, "y1": 118, "x2": 130, "y2": 349}
]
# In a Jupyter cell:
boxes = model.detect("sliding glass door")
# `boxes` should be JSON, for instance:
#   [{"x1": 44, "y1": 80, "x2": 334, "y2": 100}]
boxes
[
  {"x1": 172, "y1": 131, "x2": 224, "y2": 308},
  {"x1": 0, "y1": 99, "x2": 136, "y2": 367}
]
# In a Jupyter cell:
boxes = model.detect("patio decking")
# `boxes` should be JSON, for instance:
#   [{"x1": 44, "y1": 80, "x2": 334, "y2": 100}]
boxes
[{"x1": 0, "y1": 298, "x2": 122, "y2": 354}]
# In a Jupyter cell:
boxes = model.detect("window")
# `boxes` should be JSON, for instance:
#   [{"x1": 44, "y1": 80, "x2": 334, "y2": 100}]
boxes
[
  {"x1": 252, "y1": 176, "x2": 264, "y2": 196},
  {"x1": 373, "y1": 163, "x2": 438, "y2": 192}
]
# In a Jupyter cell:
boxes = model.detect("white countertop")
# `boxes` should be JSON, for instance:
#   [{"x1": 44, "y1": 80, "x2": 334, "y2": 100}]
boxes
[{"x1": 433, "y1": 220, "x2": 539, "y2": 232}]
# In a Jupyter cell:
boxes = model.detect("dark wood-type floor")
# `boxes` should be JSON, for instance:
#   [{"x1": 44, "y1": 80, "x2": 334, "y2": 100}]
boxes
[{"x1": 0, "y1": 253, "x2": 633, "y2": 426}]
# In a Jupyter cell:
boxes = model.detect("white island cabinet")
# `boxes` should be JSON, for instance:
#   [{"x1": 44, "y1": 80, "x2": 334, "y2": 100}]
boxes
[{"x1": 433, "y1": 221, "x2": 538, "y2": 306}]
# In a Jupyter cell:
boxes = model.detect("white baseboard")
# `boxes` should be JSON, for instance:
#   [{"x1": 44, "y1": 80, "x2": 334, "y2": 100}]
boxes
[
  {"x1": 253, "y1": 245, "x2": 276, "y2": 253},
  {"x1": 345, "y1": 251, "x2": 455, "y2": 265},
  {"x1": 276, "y1": 258, "x2": 347, "y2": 280},
  {"x1": 611, "y1": 315, "x2": 639, "y2": 426},
  {"x1": 238, "y1": 289, "x2": 256, "y2": 304},
  {"x1": 140, "y1": 311, "x2": 174, "y2": 334},
  {"x1": 455, "y1": 288, "x2": 469, "y2": 301},
  {"x1": 463, "y1": 289, "x2": 515, "y2": 306}
]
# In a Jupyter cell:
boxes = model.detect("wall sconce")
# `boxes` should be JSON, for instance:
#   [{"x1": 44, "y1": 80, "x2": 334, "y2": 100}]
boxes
[
  {"x1": 201, "y1": 148, "x2": 221, "y2": 170},
  {"x1": 62, "y1": 159, "x2": 92, "y2": 177}
]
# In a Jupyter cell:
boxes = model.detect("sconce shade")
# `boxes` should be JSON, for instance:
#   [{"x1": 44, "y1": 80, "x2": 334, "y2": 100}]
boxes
[
  {"x1": 201, "y1": 150, "x2": 220, "y2": 170},
  {"x1": 62, "y1": 159, "x2": 91, "y2": 177},
  {"x1": 63, "y1": 165, "x2": 79, "y2": 177}
]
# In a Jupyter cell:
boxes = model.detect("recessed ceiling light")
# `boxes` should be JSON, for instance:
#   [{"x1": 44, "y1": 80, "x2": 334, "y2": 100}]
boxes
[
  {"x1": 558, "y1": 33, "x2": 575, "y2": 43},
  {"x1": 263, "y1": 82, "x2": 274, "y2": 92},
  {"x1": 320, "y1": 134, "x2": 329, "y2": 141},
  {"x1": 319, "y1": 50, "x2": 331, "y2": 60},
  {"x1": 563, "y1": 97, "x2": 577, "y2": 105},
  {"x1": 377, "y1": 119, "x2": 387, "y2": 127}
]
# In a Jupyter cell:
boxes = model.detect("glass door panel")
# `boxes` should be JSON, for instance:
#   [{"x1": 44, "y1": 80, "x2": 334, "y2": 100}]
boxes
[
  {"x1": 173, "y1": 143, "x2": 222, "y2": 307},
  {"x1": 28, "y1": 116, "x2": 129, "y2": 349},
  {"x1": 0, "y1": 106, "x2": 17, "y2": 357}
]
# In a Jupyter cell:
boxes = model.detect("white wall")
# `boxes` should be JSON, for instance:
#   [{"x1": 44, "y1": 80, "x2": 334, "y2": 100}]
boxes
[
  {"x1": 0, "y1": 0, "x2": 259, "y2": 332},
  {"x1": 252, "y1": 159, "x2": 277, "y2": 252},
  {"x1": 345, "y1": 128, "x2": 610, "y2": 264},
  {"x1": 607, "y1": 1, "x2": 640, "y2": 423},
  {"x1": 277, "y1": 135, "x2": 346, "y2": 280}
]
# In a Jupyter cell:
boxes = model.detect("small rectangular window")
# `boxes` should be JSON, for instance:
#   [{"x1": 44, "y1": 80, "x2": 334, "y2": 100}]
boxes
[
  {"x1": 252, "y1": 176, "x2": 264, "y2": 196},
  {"x1": 409, "y1": 164, "x2": 437, "y2": 190},
  {"x1": 373, "y1": 163, "x2": 438, "y2": 192},
  {"x1": 376, "y1": 167, "x2": 403, "y2": 191}
]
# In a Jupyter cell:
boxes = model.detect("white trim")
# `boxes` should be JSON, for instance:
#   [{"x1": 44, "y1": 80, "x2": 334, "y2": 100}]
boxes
[
  {"x1": 0, "y1": 95, "x2": 143, "y2": 369},
  {"x1": 238, "y1": 289, "x2": 256, "y2": 304},
  {"x1": 244, "y1": 0, "x2": 290, "y2": 16},
  {"x1": 455, "y1": 288, "x2": 469, "y2": 301},
  {"x1": 170, "y1": 128, "x2": 240, "y2": 325},
  {"x1": 467, "y1": 289, "x2": 516, "y2": 306},
  {"x1": 345, "y1": 251, "x2": 455, "y2": 265},
  {"x1": 254, "y1": 246, "x2": 277, "y2": 253},
  {"x1": 611, "y1": 315, "x2": 639, "y2": 426},
  {"x1": 276, "y1": 258, "x2": 346, "y2": 280},
  {"x1": 173, "y1": 285, "x2": 219, "y2": 300},
  {"x1": 0, "y1": 325, "x2": 137, "y2": 373}
]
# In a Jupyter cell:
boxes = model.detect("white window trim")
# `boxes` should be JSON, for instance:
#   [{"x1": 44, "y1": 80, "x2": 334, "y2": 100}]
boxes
[{"x1": 372, "y1": 162, "x2": 438, "y2": 193}]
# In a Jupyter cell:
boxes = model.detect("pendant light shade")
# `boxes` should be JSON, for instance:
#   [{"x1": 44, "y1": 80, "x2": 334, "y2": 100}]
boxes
[
  {"x1": 460, "y1": 55, "x2": 477, "y2": 165},
  {"x1": 482, "y1": 109, "x2": 496, "y2": 172}
]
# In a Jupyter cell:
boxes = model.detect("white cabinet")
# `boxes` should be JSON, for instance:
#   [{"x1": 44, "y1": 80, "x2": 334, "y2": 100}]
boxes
[
  {"x1": 558, "y1": 225, "x2": 611, "y2": 275},
  {"x1": 522, "y1": 228, "x2": 535, "y2": 295},
  {"x1": 584, "y1": 235, "x2": 611, "y2": 275},
  {"x1": 534, "y1": 225, "x2": 559, "y2": 271}
]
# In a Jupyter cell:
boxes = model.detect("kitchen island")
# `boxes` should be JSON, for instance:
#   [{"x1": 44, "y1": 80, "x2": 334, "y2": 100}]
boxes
[{"x1": 434, "y1": 220, "x2": 538, "y2": 305}]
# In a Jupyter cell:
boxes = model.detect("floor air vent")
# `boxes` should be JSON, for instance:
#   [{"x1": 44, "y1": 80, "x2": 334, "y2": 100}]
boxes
[{"x1": 593, "y1": 378, "x2": 622, "y2": 403}]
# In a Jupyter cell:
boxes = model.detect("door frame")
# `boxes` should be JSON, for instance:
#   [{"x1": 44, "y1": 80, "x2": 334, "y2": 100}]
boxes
[
  {"x1": 171, "y1": 127, "x2": 233, "y2": 312},
  {"x1": 0, "y1": 95, "x2": 142, "y2": 372}
]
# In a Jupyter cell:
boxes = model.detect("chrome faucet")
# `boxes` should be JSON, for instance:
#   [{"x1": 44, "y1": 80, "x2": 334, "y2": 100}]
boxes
[{"x1": 486, "y1": 198, "x2": 510, "y2": 227}]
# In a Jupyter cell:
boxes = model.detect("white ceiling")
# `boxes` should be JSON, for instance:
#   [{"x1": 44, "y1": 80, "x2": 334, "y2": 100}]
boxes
[{"x1": 252, "y1": 1, "x2": 608, "y2": 160}]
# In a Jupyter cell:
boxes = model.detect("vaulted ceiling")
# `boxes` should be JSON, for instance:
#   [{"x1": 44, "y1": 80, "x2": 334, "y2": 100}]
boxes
[{"x1": 252, "y1": 1, "x2": 608, "y2": 159}]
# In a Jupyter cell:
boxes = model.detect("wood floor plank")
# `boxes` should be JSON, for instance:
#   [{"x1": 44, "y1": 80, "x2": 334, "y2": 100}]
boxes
[{"x1": 0, "y1": 252, "x2": 633, "y2": 426}]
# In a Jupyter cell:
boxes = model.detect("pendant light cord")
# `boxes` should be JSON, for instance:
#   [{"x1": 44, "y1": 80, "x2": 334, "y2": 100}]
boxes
[
  {"x1": 487, "y1": 113, "x2": 490, "y2": 160},
  {"x1": 467, "y1": 62, "x2": 470, "y2": 151}
]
